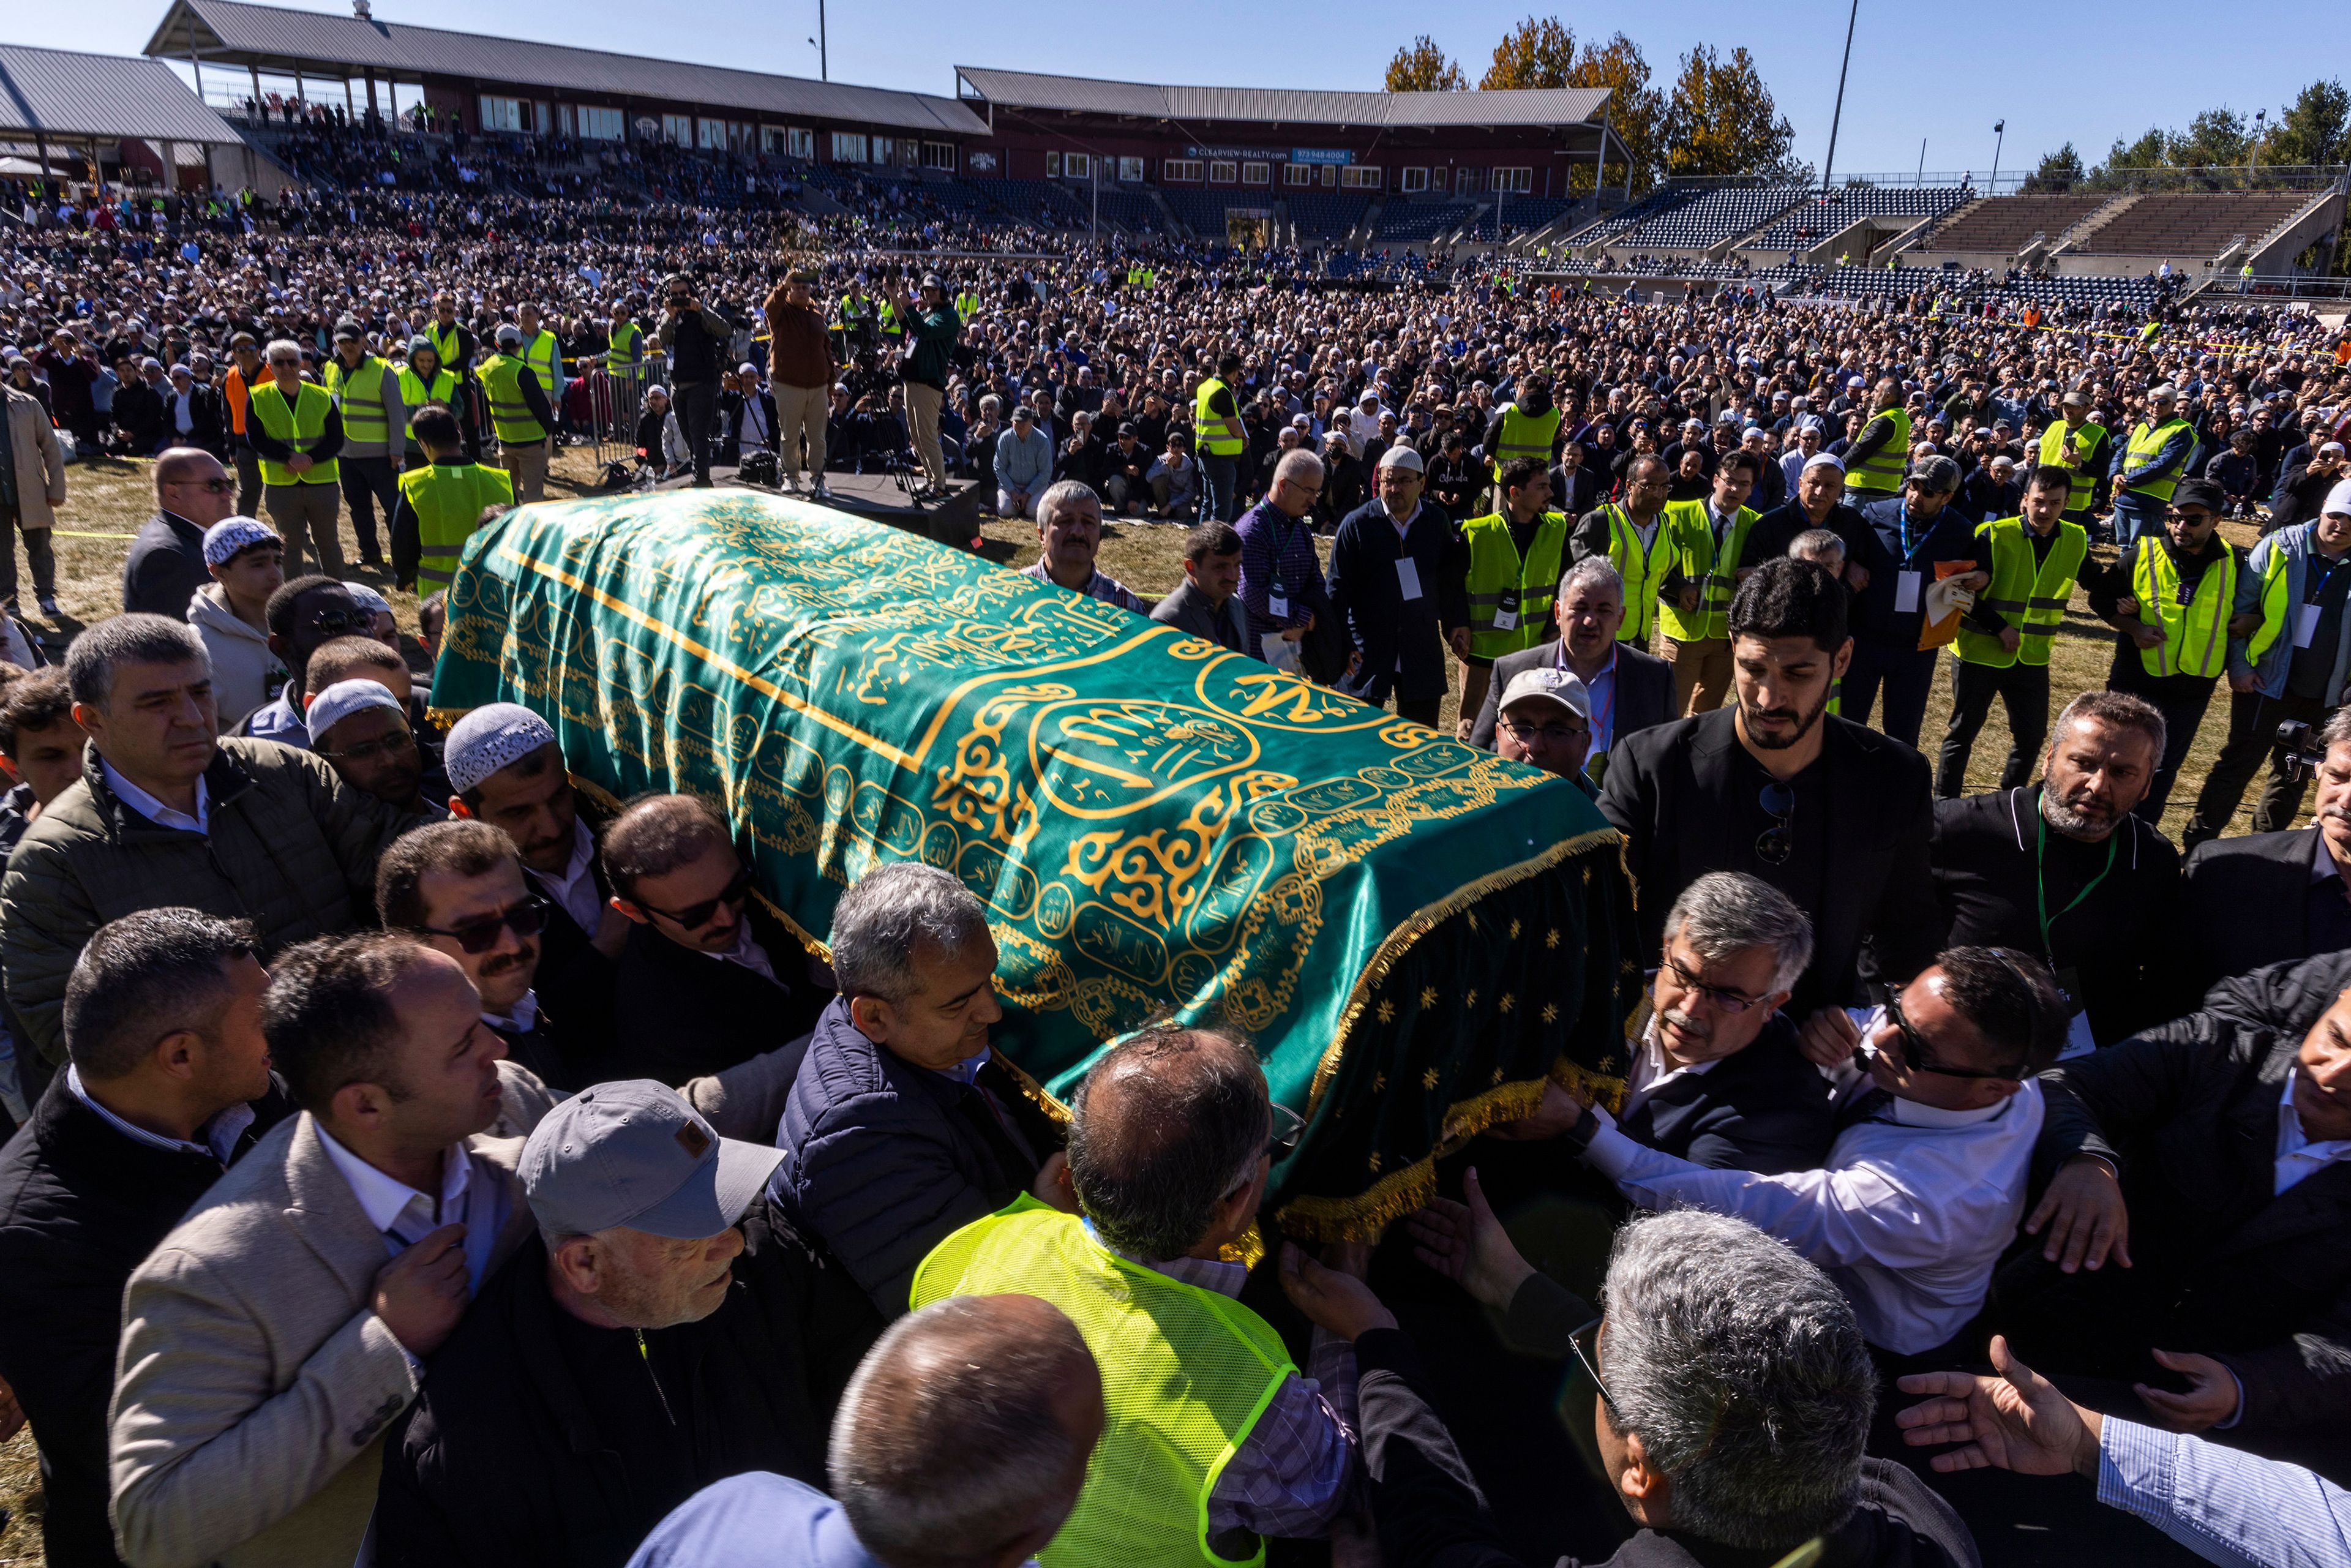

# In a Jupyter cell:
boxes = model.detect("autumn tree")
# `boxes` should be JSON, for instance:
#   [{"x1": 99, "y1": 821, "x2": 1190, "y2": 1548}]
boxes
[
  {"x1": 1567, "y1": 32, "x2": 1665, "y2": 194},
  {"x1": 1482, "y1": 16, "x2": 1577, "y2": 91},
  {"x1": 1662, "y1": 44, "x2": 1809, "y2": 184},
  {"x1": 1386, "y1": 36, "x2": 1466, "y2": 93}
]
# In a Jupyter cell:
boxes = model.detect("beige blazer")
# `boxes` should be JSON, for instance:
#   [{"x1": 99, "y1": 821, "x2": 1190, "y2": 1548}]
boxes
[
  {"x1": 107, "y1": 1063, "x2": 551, "y2": 1568},
  {"x1": 5, "y1": 385, "x2": 67, "y2": 531}
]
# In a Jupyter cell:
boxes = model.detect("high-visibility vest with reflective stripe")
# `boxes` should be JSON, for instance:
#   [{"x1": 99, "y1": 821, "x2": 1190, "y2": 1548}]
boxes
[
  {"x1": 1954, "y1": 517, "x2": 2087, "y2": 668},
  {"x1": 1490, "y1": 402, "x2": 1563, "y2": 481},
  {"x1": 2121, "y1": 418, "x2": 2194, "y2": 503},
  {"x1": 953, "y1": 290, "x2": 981, "y2": 319},
  {"x1": 399, "y1": 460, "x2": 512, "y2": 589},
  {"x1": 911, "y1": 1198, "x2": 1293, "y2": 1568},
  {"x1": 1657, "y1": 498, "x2": 1760, "y2": 643},
  {"x1": 1194, "y1": 377, "x2": 1245, "y2": 457},
  {"x1": 2246, "y1": 538, "x2": 2295, "y2": 669},
  {"x1": 2132, "y1": 538, "x2": 2236, "y2": 680},
  {"x1": 399, "y1": 366, "x2": 458, "y2": 413},
  {"x1": 429, "y1": 320, "x2": 467, "y2": 373},
  {"x1": 607, "y1": 320, "x2": 643, "y2": 364},
  {"x1": 478, "y1": 354, "x2": 546, "y2": 446},
  {"x1": 326, "y1": 354, "x2": 394, "y2": 454},
  {"x1": 1846, "y1": 407, "x2": 1910, "y2": 496},
  {"x1": 1601, "y1": 503, "x2": 1674, "y2": 647},
  {"x1": 1462, "y1": 509, "x2": 1570, "y2": 661},
  {"x1": 247, "y1": 380, "x2": 340, "y2": 486},
  {"x1": 2036, "y1": 420, "x2": 2105, "y2": 516},
  {"x1": 520, "y1": 329, "x2": 563, "y2": 400}
]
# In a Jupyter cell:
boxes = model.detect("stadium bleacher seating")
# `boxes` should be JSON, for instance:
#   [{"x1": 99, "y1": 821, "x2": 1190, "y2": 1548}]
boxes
[
  {"x1": 1622, "y1": 187, "x2": 1805, "y2": 250},
  {"x1": 1376, "y1": 201, "x2": 1476, "y2": 242},
  {"x1": 1746, "y1": 187, "x2": 1968, "y2": 250},
  {"x1": 1090, "y1": 189, "x2": 1166, "y2": 233},
  {"x1": 1568, "y1": 186, "x2": 1695, "y2": 246},
  {"x1": 977, "y1": 179, "x2": 1092, "y2": 227},
  {"x1": 1158, "y1": 189, "x2": 1246, "y2": 237},
  {"x1": 1284, "y1": 191, "x2": 1370, "y2": 240},
  {"x1": 2075, "y1": 191, "x2": 2310, "y2": 257},
  {"x1": 1911, "y1": 192, "x2": 2112, "y2": 254},
  {"x1": 1458, "y1": 196, "x2": 1573, "y2": 241}
]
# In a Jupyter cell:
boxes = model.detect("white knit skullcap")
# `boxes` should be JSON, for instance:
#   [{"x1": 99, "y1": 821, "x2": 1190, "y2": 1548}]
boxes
[
  {"x1": 444, "y1": 702, "x2": 557, "y2": 795},
  {"x1": 304, "y1": 680, "x2": 404, "y2": 745}
]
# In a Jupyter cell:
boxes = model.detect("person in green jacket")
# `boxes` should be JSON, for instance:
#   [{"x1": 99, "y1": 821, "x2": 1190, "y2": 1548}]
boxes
[{"x1": 885, "y1": 271, "x2": 962, "y2": 502}]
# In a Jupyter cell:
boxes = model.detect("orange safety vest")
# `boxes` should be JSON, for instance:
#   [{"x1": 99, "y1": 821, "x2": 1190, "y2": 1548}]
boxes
[{"x1": 225, "y1": 364, "x2": 254, "y2": 433}]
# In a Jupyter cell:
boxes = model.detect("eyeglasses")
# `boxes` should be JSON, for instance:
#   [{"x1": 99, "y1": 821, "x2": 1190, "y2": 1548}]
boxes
[
  {"x1": 1265, "y1": 1101, "x2": 1305, "y2": 1160},
  {"x1": 1755, "y1": 781, "x2": 1795, "y2": 866},
  {"x1": 1567, "y1": 1316, "x2": 1621, "y2": 1419},
  {"x1": 318, "y1": 726, "x2": 416, "y2": 765},
  {"x1": 418, "y1": 893, "x2": 551, "y2": 954},
  {"x1": 305, "y1": 607, "x2": 371, "y2": 637},
  {"x1": 1877, "y1": 991, "x2": 2027, "y2": 1082},
  {"x1": 168, "y1": 476, "x2": 237, "y2": 493},
  {"x1": 1661, "y1": 955, "x2": 1762, "y2": 1015},
  {"x1": 1500, "y1": 719, "x2": 1586, "y2": 746},
  {"x1": 636, "y1": 864, "x2": 755, "y2": 929}
]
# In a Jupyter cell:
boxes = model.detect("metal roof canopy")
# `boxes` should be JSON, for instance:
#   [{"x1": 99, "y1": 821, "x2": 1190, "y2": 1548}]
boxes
[
  {"x1": 0, "y1": 42, "x2": 247, "y2": 144},
  {"x1": 954, "y1": 66, "x2": 1610, "y2": 137},
  {"x1": 143, "y1": 0, "x2": 988, "y2": 137}
]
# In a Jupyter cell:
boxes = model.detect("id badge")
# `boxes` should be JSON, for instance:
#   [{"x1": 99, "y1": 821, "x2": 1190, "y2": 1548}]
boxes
[
  {"x1": 1397, "y1": 557, "x2": 1424, "y2": 601},
  {"x1": 2297, "y1": 602, "x2": 2323, "y2": 649},
  {"x1": 2053, "y1": 966, "x2": 2097, "y2": 1060},
  {"x1": 1894, "y1": 571, "x2": 1922, "y2": 613},
  {"x1": 1269, "y1": 579, "x2": 1290, "y2": 620},
  {"x1": 1494, "y1": 588, "x2": 1521, "y2": 632}
]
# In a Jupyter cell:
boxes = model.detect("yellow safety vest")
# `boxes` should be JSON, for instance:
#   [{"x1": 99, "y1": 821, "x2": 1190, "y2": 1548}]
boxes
[
  {"x1": 1954, "y1": 517, "x2": 2088, "y2": 669},
  {"x1": 1600, "y1": 503, "x2": 1675, "y2": 647},
  {"x1": 2121, "y1": 418, "x2": 2194, "y2": 503},
  {"x1": 2132, "y1": 538, "x2": 2236, "y2": 680},
  {"x1": 397, "y1": 461, "x2": 513, "y2": 590},
  {"x1": 1462, "y1": 509, "x2": 1570, "y2": 660},
  {"x1": 324, "y1": 353, "x2": 394, "y2": 454},
  {"x1": 1194, "y1": 377, "x2": 1245, "y2": 458},
  {"x1": 428, "y1": 319, "x2": 467, "y2": 373},
  {"x1": 911, "y1": 1199, "x2": 1294, "y2": 1568},
  {"x1": 246, "y1": 380, "x2": 340, "y2": 487},
  {"x1": 1845, "y1": 407, "x2": 1910, "y2": 497},
  {"x1": 953, "y1": 290, "x2": 981, "y2": 318},
  {"x1": 399, "y1": 366, "x2": 458, "y2": 413},
  {"x1": 2036, "y1": 421, "x2": 2105, "y2": 517},
  {"x1": 478, "y1": 353, "x2": 547, "y2": 446},
  {"x1": 1657, "y1": 498, "x2": 1760, "y2": 643},
  {"x1": 607, "y1": 320, "x2": 643, "y2": 364},
  {"x1": 1490, "y1": 402, "x2": 1563, "y2": 482},
  {"x1": 520, "y1": 329, "x2": 563, "y2": 401}
]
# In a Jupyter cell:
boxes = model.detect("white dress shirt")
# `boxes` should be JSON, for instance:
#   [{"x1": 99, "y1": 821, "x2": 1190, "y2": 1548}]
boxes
[
  {"x1": 1583, "y1": 1045, "x2": 2044, "y2": 1354},
  {"x1": 101, "y1": 757, "x2": 209, "y2": 834},
  {"x1": 483, "y1": 988, "x2": 539, "y2": 1036},
  {"x1": 536, "y1": 816, "x2": 604, "y2": 936},
  {"x1": 2275, "y1": 1073, "x2": 2351, "y2": 1197},
  {"x1": 315, "y1": 1124, "x2": 508, "y2": 1294},
  {"x1": 66, "y1": 1063, "x2": 253, "y2": 1163},
  {"x1": 704, "y1": 920, "x2": 778, "y2": 983},
  {"x1": 1619, "y1": 1010, "x2": 1719, "y2": 1119}
]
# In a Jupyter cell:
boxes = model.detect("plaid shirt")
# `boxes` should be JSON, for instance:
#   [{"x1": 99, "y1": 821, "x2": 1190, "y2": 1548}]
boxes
[
  {"x1": 1021, "y1": 558, "x2": 1149, "y2": 616},
  {"x1": 1237, "y1": 498, "x2": 1328, "y2": 642},
  {"x1": 1088, "y1": 1224, "x2": 1361, "y2": 1543}
]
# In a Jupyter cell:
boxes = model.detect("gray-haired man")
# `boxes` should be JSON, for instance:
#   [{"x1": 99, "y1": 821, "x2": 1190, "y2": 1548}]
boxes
[
  {"x1": 1845, "y1": 453, "x2": 1992, "y2": 748},
  {"x1": 775, "y1": 862, "x2": 1069, "y2": 1315}
]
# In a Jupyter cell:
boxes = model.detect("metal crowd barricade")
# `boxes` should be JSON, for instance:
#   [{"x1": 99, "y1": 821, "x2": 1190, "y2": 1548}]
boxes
[{"x1": 585, "y1": 353, "x2": 667, "y2": 468}]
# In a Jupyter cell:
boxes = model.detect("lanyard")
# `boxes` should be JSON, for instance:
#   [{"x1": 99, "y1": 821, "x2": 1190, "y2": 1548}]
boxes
[
  {"x1": 1895, "y1": 504, "x2": 1924, "y2": 563},
  {"x1": 1267, "y1": 510, "x2": 1297, "y2": 582},
  {"x1": 2035, "y1": 800, "x2": 2117, "y2": 960},
  {"x1": 2309, "y1": 554, "x2": 2348, "y2": 605}
]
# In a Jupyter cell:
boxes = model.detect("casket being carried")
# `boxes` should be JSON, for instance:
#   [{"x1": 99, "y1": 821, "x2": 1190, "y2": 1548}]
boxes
[{"x1": 432, "y1": 492, "x2": 1638, "y2": 1239}]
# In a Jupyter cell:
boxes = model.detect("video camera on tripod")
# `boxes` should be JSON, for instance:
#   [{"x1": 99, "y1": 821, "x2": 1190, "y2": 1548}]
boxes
[{"x1": 2277, "y1": 720, "x2": 2332, "y2": 779}]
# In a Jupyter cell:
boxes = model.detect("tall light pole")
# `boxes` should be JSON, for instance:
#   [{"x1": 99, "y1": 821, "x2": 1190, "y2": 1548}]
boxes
[
  {"x1": 1989, "y1": 120, "x2": 2005, "y2": 192},
  {"x1": 1821, "y1": 0, "x2": 1861, "y2": 190},
  {"x1": 811, "y1": 0, "x2": 827, "y2": 81},
  {"x1": 2251, "y1": 108, "x2": 2267, "y2": 185}
]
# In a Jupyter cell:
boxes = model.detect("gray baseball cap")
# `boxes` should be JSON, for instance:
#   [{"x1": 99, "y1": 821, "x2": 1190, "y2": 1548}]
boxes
[{"x1": 521, "y1": 1081, "x2": 784, "y2": 1240}]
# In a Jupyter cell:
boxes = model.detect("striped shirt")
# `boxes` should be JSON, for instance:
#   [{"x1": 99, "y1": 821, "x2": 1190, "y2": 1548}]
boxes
[{"x1": 2098, "y1": 1417, "x2": 2351, "y2": 1566}]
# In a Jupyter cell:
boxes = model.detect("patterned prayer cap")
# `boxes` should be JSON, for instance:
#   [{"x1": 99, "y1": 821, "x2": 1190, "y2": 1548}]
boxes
[
  {"x1": 305, "y1": 680, "x2": 404, "y2": 744},
  {"x1": 201, "y1": 518, "x2": 281, "y2": 567},
  {"x1": 445, "y1": 702, "x2": 558, "y2": 795}
]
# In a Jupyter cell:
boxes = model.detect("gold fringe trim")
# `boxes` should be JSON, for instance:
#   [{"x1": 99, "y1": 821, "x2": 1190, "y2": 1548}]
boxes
[
  {"x1": 991, "y1": 1051, "x2": 1073, "y2": 1125},
  {"x1": 425, "y1": 705, "x2": 471, "y2": 733},
  {"x1": 1276, "y1": 1056, "x2": 1627, "y2": 1243},
  {"x1": 1305, "y1": 824, "x2": 1625, "y2": 1120}
]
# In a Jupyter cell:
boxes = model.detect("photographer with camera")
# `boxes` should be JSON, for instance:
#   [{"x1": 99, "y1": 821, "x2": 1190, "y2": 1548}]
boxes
[
  {"x1": 654, "y1": 272, "x2": 733, "y2": 489},
  {"x1": 884, "y1": 271, "x2": 961, "y2": 504}
]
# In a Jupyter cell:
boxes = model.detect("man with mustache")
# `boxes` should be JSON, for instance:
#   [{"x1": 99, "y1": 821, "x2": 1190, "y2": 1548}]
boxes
[
  {"x1": 2174, "y1": 705, "x2": 2351, "y2": 1005},
  {"x1": 1994, "y1": 946, "x2": 2351, "y2": 1483},
  {"x1": 1928, "y1": 692, "x2": 2183, "y2": 1054},
  {"x1": 1602, "y1": 558, "x2": 1943, "y2": 1027}
]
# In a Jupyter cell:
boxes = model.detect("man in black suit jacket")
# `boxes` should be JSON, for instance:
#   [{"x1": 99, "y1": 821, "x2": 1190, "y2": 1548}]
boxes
[
  {"x1": 1329, "y1": 448, "x2": 1466, "y2": 729},
  {"x1": 122, "y1": 447, "x2": 238, "y2": 618},
  {"x1": 604, "y1": 793, "x2": 825, "y2": 1086},
  {"x1": 1147, "y1": 519, "x2": 1256, "y2": 656},
  {"x1": 0, "y1": 910, "x2": 294, "y2": 1568},
  {"x1": 1470, "y1": 555, "x2": 1671, "y2": 780},
  {"x1": 1607, "y1": 871, "x2": 1832, "y2": 1174},
  {"x1": 1601, "y1": 557, "x2": 1941, "y2": 1022},
  {"x1": 2172, "y1": 715, "x2": 2351, "y2": 1008},
  {"x1": 1999, "y1": 948, "x2": 2351, "y2": 1480}
]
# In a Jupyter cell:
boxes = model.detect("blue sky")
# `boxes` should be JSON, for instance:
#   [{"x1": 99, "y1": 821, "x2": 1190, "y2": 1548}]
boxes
[{"x1": 34, "y1": 0, "x2": 2339, "y2": 178}]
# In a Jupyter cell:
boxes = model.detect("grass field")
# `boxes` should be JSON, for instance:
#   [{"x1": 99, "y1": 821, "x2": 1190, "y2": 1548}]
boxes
[{"x1": 0, "y1": 460, "x2": 2292, "y2": 1565}]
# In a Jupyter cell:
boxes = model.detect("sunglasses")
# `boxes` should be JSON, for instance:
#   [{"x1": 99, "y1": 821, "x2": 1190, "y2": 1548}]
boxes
[
  {"x1": 418, "y1": 893, "x2": 550, "y2": 954},
  {"x1": 1568, "y1": 1316, "x2": 1621, "y2": 1420},
  {"x1": 1222, "y1": 1102, "x2": 1307, "y2": 1199},
  {"x1": 1877, "y1": 991, "x2": 2027, "y2": 1082},
  {"x1": 637, "y1": 864, "x2": 755, "y2": 929},
  {"x1": 1755, "y1": 781, "x2": 1795, "y2": 866},
  {"x1": 306, "y1": 607, "x2": 370, "y2": 636},
  {"x1": 169, "y1": 476, "x2": 237, "y2": 493}
]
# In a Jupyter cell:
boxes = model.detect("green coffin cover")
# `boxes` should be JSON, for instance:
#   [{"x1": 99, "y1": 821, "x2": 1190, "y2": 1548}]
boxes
[{"x1": 432, "y1": 491, "x2": 1639, "y2": 1238}]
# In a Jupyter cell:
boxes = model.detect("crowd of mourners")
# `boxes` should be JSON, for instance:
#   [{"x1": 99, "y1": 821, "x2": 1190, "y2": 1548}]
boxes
[{"x1": 3, "y1": 133, "x2": 2351, "y2": 1568}]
